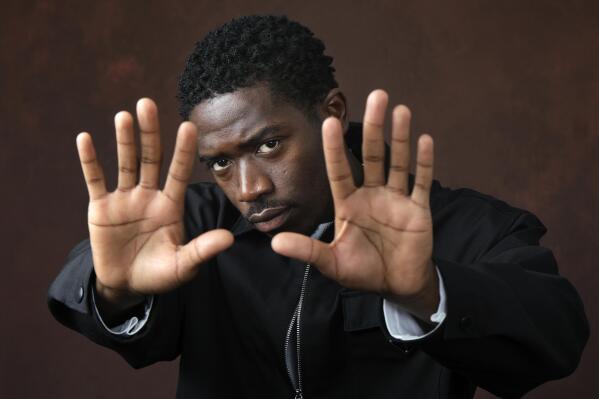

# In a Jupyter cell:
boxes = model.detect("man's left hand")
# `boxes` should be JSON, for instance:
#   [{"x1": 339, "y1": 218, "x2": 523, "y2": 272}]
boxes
[{"x1": 272, "y1": 90, "x2": 438, "y2": 322}]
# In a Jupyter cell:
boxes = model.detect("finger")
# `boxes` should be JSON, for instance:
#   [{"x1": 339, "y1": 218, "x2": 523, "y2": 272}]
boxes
[
  {"x1": 76, "y1": 132, "x2": 107, "y2": 201},
  {"x1": 411, "y1": 134, "x2": 434, "y2": 208},
  {"x1": 362, "y1": 90, "x2": 388, "y2": 187},
  {"x1": 115, "y1": 111, "x2": 137, "y2": 191},
  {"x1": 271, "y1": 233, "x2": 337, "y2": 279},
  {"x1": 137, "y1": 98, "x2": 162, "y2": 190},
  {"x1": 176, "y1": 229, "x2": 234, "y2": 283},
  {"x1": 387, "y1": 105, "x2": 411, "y2": 195},
  {"x1": 163, "y1": 122, "x2": 198, "y2": 203},
  {"x1": 322, "y1": 117, "x2": 355, "y2": 202}
]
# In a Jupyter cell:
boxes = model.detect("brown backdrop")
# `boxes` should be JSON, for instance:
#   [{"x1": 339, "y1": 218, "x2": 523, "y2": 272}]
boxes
[{"x1": 1, "y1": 1, "x2": 597, "y2": 397}]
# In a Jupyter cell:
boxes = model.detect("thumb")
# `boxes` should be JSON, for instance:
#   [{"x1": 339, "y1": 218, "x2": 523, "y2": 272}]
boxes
[
  {"x1": 271, "y1": 232, "x2": 337, "y2": 279},
  {"x1": 176, "y1": 229, "x2": 234, "y2": 283}
]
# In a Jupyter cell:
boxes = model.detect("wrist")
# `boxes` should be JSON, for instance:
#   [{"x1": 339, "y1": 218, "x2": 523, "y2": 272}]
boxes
[
  {"x1": 95, "y1": 279, "x2": 145, "y2": 309},
  {"x1": 94, "y1": 279, "x2": 147, "y2": 328},
  {"x1": 384, "y1": 261, "x2": 439, "y2": 322}
]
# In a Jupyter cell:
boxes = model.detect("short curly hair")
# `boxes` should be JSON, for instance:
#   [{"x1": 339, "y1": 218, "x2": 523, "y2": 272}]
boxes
[{"x1": 176, "y1": 15, "x2": 338, "y2": 120}]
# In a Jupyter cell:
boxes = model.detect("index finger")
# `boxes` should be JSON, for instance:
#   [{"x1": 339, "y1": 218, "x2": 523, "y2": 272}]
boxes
[
  {"x1": 361, "y1": 90, "x2": 388, "y2": 187},
  {"x1": 76, "y1": 132, "x2": 107, "y2": 201},
  {"x1": 322, "y1": 117, "x2": 356, "y2": 203},
  {"x1": 162, "y1": 122, "x2": 198, "y2": 203}
]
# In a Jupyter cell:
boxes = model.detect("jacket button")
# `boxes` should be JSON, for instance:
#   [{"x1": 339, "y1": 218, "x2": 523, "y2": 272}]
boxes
[
  {"x1": 459, "y1": 315, "x2": 473, "y2": 332},
  {"x1": 77, "y1": 286, "x2": 84, "y2": 303},
  {"x1": 394, "y1": 341, "x2": 412, "y2": 355},
  {"x1": 386, "y1": 338, "x2": 412, "y2": 354}
]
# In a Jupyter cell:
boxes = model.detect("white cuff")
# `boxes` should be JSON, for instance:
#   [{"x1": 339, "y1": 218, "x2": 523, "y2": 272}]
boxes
[
  {"x1": 383, "y1": 266, "x2": 447, "y2": 341},
  {"x1": 91, "y1": 286, "x2": 154, "y2": 336}
]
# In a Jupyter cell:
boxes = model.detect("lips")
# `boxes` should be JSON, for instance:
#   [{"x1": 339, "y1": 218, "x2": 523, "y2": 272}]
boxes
[
  {"x1": 248, "y1": 206, "x2": 288, "y2": 223},
  {"x1": 248, "y1": 206, "x2": 291, "y2": 232}
]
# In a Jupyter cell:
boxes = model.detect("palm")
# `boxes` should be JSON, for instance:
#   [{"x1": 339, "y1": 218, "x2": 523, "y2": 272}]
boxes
[
  {"x1": 88, "y1": 190, "x2": 185, "y2": 294},
  {"x1": 77, "y1": 99, "x2": 233, "y2": 298},
  {"x1": 330, "y1": 186, "x2": 433, "y2": 296},
  {"x1": 272, "y1": 90, "x2": 436, "y2": 312}
]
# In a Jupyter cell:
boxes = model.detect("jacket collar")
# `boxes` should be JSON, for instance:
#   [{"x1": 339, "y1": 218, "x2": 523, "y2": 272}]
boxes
[{"x1": 230, "y1": 213, "x2": 254, "y2": 236}]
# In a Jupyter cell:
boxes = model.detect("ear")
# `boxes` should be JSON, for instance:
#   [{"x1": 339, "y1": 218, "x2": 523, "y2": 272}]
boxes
[{"x1": 317, "y1": 88, "x2": 349, "y2": 134}]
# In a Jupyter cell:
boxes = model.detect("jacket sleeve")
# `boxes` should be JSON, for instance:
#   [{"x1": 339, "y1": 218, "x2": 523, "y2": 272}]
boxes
[
  {"x1": 47, "y1": 183, "x2": 229, "y2": 368},
  {"x1": 47, "y1": 238, "x2": 184, "y2": 368},
  {"x1": 383, "y1": 205, "x2": 589, "y2": 398}
]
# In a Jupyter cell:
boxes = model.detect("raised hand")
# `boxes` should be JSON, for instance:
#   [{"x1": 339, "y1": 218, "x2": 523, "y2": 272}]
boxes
[
  {"x1": 272, "y1": 90, "x2": 438, "y2": 321},
  {"x1": 77, "y1": 99, "x2": 233, "y2": 311}
]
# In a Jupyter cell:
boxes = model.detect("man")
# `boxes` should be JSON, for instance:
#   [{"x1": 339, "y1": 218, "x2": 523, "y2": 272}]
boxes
[{"x1": 48, "y1": 15, "x2": 589, "y2": 398}]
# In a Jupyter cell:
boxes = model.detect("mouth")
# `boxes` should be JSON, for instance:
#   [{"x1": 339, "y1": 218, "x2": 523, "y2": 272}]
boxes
[{"x1": 248, "y1": 206, "x2": 291, "y2": 233}]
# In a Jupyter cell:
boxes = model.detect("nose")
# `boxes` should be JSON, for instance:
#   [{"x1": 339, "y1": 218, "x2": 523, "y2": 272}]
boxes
[{"x1": 237, "y1": 160, "x2": 274, "y2": 203}]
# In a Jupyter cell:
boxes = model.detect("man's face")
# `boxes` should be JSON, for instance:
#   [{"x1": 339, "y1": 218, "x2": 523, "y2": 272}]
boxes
[{"x1": 189, "y1": 84, "x2": 335, "y2": 235}]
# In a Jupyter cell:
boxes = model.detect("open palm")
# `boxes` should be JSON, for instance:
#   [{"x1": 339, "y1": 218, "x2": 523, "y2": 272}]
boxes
[
  {"x1": 77, "y1": 99, "x2": 233, "y2": 302},
  {"x1": 272, "y1": 90, "x2": 437, "y2": 319}
]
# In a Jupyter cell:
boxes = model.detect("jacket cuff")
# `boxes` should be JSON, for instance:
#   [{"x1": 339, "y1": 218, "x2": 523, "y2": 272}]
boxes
[
  {"x1": 47, "y1": 239, "x2": 94, "y2": 315},
  {"x1": 382, "y1": 266, "x2": 447, "y2": 341},
  {"x1": 91, "y1": 283, "x2": 154, "y2": 336}
]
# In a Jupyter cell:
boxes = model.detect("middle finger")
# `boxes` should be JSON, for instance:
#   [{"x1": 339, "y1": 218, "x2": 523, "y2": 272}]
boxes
[
  {"x1": 115, "y1": 111, "x2": 137, "y2": 191},
  {"x1": 386, "y1": 105, "x2": 411, "y2": 195},
  {"x1": 137, "y1": 98, "x2": 162, "y2": 190},
  {"x1": 361, "y1": 90, "x2": 388, "y2": 187}
]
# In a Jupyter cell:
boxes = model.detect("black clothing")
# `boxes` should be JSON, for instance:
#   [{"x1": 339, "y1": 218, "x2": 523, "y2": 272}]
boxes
[{"x1": 48, "y1": 124, "x2": 589, "y2": 398}]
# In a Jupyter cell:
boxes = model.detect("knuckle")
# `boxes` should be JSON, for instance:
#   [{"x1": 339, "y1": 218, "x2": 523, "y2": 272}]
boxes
[
  {"x1": 386, "y1": 186, "x2": 406, "y2": 195},
  {"x1": 119, "y1": 166, "x2": 137, "y2": 174},
  {"x1": 87, "y1": 176, "x2": 103, "y2": 184},
  {"x1": 328, "y1": 173, "x2": 352, "y2": 182},
  {"x1": 390, "y1": 164, "x2": 408, "y2": 172},
  {"x1": 141, "y1": 156, "x2": 160, "y2": 164},
  {"x1": 168, "y1": 171, "x2": 188, "y2": 183},
  {"x1": 363, "y1": 120, "x2": 384, "y2": 129},
  {"x1": 363, "y1": 155, "x2": 384, "y2": 163},
  {"x1": 139, "y1": 181, "x2": 156, "y2": 190}
]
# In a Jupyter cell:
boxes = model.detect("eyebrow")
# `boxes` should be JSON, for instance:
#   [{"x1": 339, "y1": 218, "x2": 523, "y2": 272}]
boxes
[{"x1": 197, "y1": 124, "x2": 287, "y2": 163}]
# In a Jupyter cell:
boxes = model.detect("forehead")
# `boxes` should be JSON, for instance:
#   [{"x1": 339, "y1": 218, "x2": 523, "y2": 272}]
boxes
[{"x1": 189, "y1": 85, "x2": 307, "y2": 151}]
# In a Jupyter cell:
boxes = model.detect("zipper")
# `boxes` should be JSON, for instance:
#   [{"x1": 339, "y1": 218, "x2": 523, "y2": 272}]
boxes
[
  {"x1": 284, "y1": 263, "x2": 311, "y2": 399},
  {"x1": 283, "y1": 220, "x2": 332, "y2": 399}
]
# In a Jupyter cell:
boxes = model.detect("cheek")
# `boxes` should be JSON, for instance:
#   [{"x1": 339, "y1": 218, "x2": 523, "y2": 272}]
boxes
[
  {"x1": 213, "y1": 171, "x2": 244, "y2": 206},
  {"x1": 274, "y1": 143, "x2": 329, "y2": 197},
  {"x1": 218, "y1": 181, "x2": 239, "y2": 205}
]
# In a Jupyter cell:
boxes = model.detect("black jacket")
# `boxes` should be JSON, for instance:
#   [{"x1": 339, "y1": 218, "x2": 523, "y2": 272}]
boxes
[{"x1": 48, "y1": 124, "x2": 589, "y2": 399}]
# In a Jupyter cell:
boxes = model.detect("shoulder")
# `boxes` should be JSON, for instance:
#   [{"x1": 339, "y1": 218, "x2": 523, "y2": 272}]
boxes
[
  {"x1": 430, "y1": 179, "x2": 539, "y2": 224},
  {"x1": 429, "y1": 179, "x2": 547, "y2": 262}
]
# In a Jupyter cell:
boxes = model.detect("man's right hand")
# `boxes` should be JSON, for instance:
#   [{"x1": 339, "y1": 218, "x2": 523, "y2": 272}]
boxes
[{"x1": 76, "y1": 98, "x2": 233, "y2": 314}]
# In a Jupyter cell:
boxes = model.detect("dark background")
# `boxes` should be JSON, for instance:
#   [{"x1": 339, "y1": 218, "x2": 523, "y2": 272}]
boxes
[{"x1": 1, "y1": 1, "x2": 597, "y2": 398}]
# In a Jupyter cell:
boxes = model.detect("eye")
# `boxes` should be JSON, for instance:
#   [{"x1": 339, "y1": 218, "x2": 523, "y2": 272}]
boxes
[
  {"x1": 210, "y1": 159, "x2": 231, "y2": 172},
  {"x1": 257, "y1": 139, "x2": 280, "y2": 154}
]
